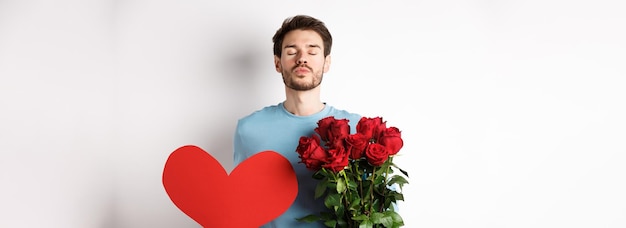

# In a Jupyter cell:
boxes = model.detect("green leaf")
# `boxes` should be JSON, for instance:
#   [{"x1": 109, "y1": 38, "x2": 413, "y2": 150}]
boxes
[
  {"x1": 324, "y1": 193, "x2": 342, "y2": 209},
  {"x1": 335, "y1": 205, "x2": 345, "y2": 217},
  {"x1": 317, "y1": 168, "x2": 335, "y2": 180},
  {"x1": 382, "y1": 217, "x2": 394, "y2": 228},
  {"x1": 370, "y1": 212, "x2": 384, "y2": 223},
  {"x1": 384, "y1": 211, "x2": 404, "y2": 226},
  {"x1": 323, "y1": 219, "x2": 337, "y2": 228},
  {"x1": 372, "y1": 198, "x2": 382, "y2": 211},
  {"x1": 391, "y1": 163, "x2": 409, "y2": 177},
  {"x1": 387, "y1": 175, "x2": 409, "y2": 189},
  {"x1": 336, "y1": 218, "x2": 348, "y2": 227},
  {"x1": 348, "y1": 197, "x2": 361, "y2": 211},
  {"x1": 374, "y1": 174, "x2": 386, "y2": 184},
  {"x1": 327, "y1": 182, "x2": 338, "y2": 192},
  {"x1": 347, "y1": 179, "x2": 359, "y2": 191},
  {"x1": 370, "y1": 212, "x2": 393, "y2": 227},
  {"x1": 315, "y1": 180, "x2": 328, "y2": 199},
  {"x1": 336, "y1": 177, "x2": 346, "y2": 193},
  {"x1": 313, "y1": 170, "x2": 326, "y2": 179},
  {"x1": 352, "y1": 214, "x2": 369, "y2": 221},
  {"x1": 320, "y1": 211, "x2": 334, "y2": 220},
  {"x1": 296, "y1": 214, "x2": 320, "y2": 223},
  {"x1": 358, "y1": 219, "x2": 374, "y2": 228},
  {"x1": 394, "y1": 192, "x2": 405, "y2": 201},
  {"x1": 383, "y1": 192, "x2": 403, "y2": 208},
  {"x1": 374, "y1": 165, "x2": 387, "y2": 176}
]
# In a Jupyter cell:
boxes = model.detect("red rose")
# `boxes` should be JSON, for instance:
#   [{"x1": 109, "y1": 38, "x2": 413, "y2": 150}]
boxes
[
  {"x1": 346, "y1": 133, "x2": 368, "y2": 160},
  {"x1": 315, "y1": 116, "x2": 336, "y2": 142},
  {"x1": 329, "y1": 118, "x2": 350, "y2": 143},
  {"x1": 356, "y1": 117, "x2": 386, "y2": 140},
  {"x1": 365, "y1": 143, "x2": 389, "y2": 166},
  {"x1": 379, "y1": 127, "x2": 403, "y2": 155},
  {"x1": 322, "y1": 147, "x2": 349, "y2": 172},
  {"x1": 296, "y1": 135, "x2": 328, "y2": 171},
  {"x1": 316, "y1": 116, "x2": 350, "y2": 145}
]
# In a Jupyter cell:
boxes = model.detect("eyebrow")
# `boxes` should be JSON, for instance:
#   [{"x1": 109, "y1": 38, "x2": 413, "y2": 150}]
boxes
[{"x1": 284, "y1": 44, "x2": 322, "y2": 49}]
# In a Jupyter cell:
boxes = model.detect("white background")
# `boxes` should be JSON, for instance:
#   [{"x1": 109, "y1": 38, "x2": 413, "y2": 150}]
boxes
[{"x1": 1, "y1": 0, "x2": 625, "y2": 227}]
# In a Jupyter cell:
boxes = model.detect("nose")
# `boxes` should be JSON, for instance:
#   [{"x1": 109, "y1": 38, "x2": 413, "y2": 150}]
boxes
[{"x1": 296, "y1": 57, "x2": 307, "y2": 65}]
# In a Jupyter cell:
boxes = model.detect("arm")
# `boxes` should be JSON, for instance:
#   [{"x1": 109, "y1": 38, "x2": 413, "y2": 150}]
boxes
[{"x1": 233, "y1": 121, "x2": 247, "y2": 166}]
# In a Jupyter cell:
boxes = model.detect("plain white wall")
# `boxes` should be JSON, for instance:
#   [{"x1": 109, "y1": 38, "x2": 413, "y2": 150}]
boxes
[{"x1": 1, "y1": 0, "x2": 625, "y2": 227}]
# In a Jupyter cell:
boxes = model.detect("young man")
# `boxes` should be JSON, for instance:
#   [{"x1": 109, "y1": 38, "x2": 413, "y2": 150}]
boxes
[{"x1": 233, "y1": 15, "x2": 361, "y2": 227}]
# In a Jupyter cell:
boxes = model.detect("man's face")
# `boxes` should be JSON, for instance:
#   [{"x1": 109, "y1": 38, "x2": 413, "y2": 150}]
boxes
[{"x1": 274, "y1": 29, "x2": 331, "y2": 91}]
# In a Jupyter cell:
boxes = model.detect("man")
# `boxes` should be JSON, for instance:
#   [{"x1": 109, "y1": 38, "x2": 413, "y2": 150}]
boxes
[{"x1": 233, "y1": 15, "x2": 361, "y2": 227}]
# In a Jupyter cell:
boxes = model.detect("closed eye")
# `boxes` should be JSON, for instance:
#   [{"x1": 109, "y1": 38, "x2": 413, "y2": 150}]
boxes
[{"x1": 284, "y1": 44, "x2": 322, "y2": 56}]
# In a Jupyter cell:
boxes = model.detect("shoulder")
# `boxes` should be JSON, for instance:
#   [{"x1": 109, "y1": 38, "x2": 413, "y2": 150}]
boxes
[
  {"x1": 327, "y1": 105, "x2": 360, "y2": 116},
  {"x1": 238, "y1": 104, "x2": 281, "y2": 121},
  {"x1": 236, "y1": 103, "x2": 283, "y2": 129},
  {"x1": 326, "y1": 105, "x2": 362, "y2": 125}
]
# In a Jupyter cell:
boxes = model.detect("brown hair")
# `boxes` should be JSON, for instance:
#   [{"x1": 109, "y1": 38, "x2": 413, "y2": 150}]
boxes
[{"x1": 272, "y1": 15, "x2": 333, "y2": 58}]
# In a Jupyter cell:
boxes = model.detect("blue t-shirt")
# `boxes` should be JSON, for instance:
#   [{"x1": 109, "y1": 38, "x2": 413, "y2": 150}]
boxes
[{"x1": 234, "y1": 102, "x2": 361, "y2": 228}]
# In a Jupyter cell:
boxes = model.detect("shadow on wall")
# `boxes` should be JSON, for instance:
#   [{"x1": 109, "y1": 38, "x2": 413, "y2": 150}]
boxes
[
  {"x1": 102, "y1": 22, "x2": 271, "y2": 228},
  {"x1": 197, "y1": 26, "x2": 269, "y2": 174}
]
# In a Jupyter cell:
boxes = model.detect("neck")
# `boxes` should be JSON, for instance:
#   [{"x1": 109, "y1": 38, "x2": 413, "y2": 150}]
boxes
[{"x1": 283, "y1": 87, "x2": 325, "y2": 116}]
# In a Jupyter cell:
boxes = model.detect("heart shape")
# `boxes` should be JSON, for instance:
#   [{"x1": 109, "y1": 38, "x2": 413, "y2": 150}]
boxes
[{"x1": 162, "y1": 145, "x2": 298, "y2": 227}]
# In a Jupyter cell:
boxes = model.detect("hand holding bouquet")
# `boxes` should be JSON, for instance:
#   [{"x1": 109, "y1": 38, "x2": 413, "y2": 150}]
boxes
[{"x1": 296, "y1": 116, "x2": 409, "y2": 228}]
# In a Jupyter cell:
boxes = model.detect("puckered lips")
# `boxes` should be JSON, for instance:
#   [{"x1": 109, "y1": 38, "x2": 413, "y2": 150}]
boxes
[{"x1": 293, "y1": 66, "x2": 311, "y2": 75}]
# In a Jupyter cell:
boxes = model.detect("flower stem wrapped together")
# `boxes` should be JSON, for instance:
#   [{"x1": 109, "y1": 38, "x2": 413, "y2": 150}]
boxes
[{"x1": 296, "y1": 116, "x2": 409, "y2": 228}]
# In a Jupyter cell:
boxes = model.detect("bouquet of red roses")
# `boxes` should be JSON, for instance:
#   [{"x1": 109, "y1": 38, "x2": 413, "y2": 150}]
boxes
[{"x1": 296, "y1": 116, "x2": 409, "y2": 228}]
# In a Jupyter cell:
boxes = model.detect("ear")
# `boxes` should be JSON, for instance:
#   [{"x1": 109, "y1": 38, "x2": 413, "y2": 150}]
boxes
[
  {"x1": 323, "y1": 55, "x2": 331, "y2": 73},
  {"x1": 274, "y1": 55, "x2": 282, "y2": 73}
]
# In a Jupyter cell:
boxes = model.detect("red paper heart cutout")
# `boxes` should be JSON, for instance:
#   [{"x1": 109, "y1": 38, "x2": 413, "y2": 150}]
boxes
[{"x1": 162, "y1": 145, "x2": 298, "y2": 227}]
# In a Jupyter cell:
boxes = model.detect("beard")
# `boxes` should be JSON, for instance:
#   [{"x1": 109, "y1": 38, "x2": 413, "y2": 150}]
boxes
[{"x1": 281, "y1": 64, "x2": 324, "y2": 91}]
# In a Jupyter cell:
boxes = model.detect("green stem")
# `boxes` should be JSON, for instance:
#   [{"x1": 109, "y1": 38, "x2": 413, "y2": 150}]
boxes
[
  {"x1": 369, "y1": 166, "x2": 376, "y2": 214},
  {"x1": 340, "y1": 170, "x2": 353, "y2": 227},
  {"x1": 356, "y1": 161, "x2": 364, "y2": 210},
  {"x1": 380, "y1": 157, "x2": 391, "y2": 213}
]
